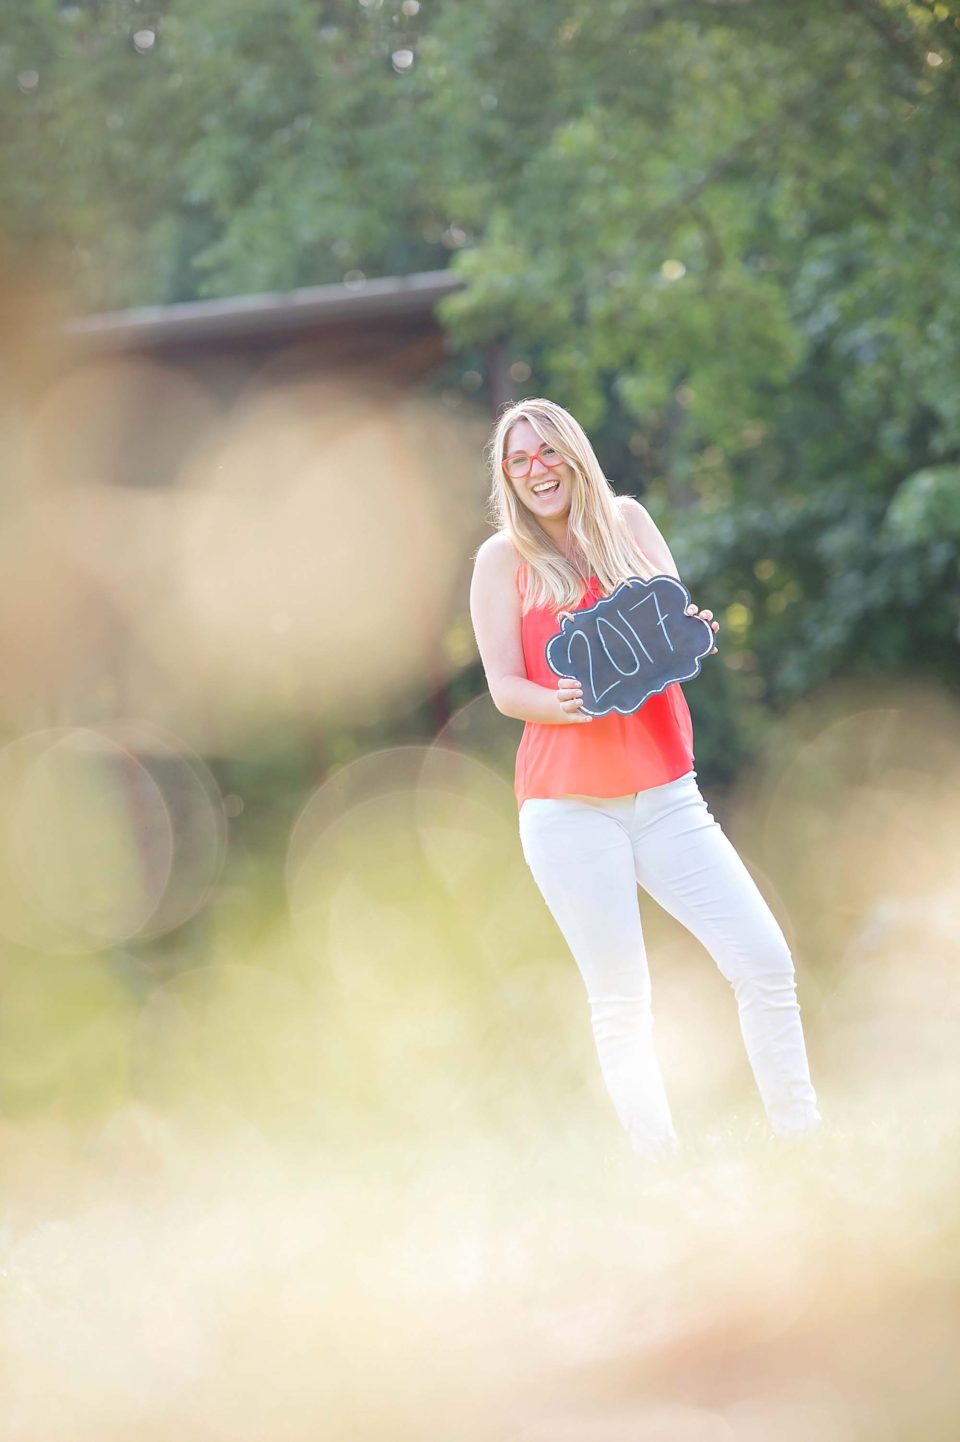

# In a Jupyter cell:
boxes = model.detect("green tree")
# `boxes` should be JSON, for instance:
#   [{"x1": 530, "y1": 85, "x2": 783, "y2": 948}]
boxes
[{"x1": 3, "y1": 0, "x2": 959, "y2": 774}]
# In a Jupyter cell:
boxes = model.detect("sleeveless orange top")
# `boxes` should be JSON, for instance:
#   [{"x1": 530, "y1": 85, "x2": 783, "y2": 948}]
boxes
[{"x1": 514, "y1": 563, "x2": 695, "y2": 809}]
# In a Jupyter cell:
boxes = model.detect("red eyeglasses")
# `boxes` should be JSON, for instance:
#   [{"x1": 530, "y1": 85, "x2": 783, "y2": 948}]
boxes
[{"x1": 501, "y1": 443, "x2": 565, "y2": 480}]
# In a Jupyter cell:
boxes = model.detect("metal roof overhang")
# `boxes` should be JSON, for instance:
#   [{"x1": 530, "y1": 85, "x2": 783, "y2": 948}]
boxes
[{"x1": 63, "y1": 269, "x2": 466, "y2": 350}]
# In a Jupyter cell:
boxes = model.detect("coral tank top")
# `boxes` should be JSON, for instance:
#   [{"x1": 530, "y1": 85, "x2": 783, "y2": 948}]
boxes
[{"x1": 514, "y1": 563, "x2": 695, "y2": 810}]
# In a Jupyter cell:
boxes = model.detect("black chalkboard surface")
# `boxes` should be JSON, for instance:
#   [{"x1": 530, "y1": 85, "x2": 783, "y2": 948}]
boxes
[{"x1": 544, "y1": 575, "x2": 716, "y2": 718}]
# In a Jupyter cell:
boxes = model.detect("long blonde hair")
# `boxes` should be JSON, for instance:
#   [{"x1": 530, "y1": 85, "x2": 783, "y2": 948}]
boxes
[{"x1": 484, "y1": 397, "x2": 660, "y2": 614}]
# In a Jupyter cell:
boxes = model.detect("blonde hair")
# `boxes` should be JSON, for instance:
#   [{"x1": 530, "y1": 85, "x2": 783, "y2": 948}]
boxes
[{"x1": 484, "y1": 397, "x2": 660, "y2": 614}]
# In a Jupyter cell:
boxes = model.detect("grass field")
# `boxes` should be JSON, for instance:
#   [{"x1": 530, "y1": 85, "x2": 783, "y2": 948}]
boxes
[{"x1": 1, "y1": 1074, "x2": 958, "y2": 1441}]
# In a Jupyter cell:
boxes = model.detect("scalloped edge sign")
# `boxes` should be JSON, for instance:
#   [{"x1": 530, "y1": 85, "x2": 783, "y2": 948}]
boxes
[{"x1": 544, "y1": 574, "x2": 716, "y2": 718}]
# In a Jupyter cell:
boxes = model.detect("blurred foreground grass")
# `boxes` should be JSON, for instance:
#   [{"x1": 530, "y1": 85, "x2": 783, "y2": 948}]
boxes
[
  {"x1": 2, "y1": 677, "x2": 960, "y2": 1441},
  {"x1": 1, "y1": 1085, "x2": 958, "y2": 1441}
]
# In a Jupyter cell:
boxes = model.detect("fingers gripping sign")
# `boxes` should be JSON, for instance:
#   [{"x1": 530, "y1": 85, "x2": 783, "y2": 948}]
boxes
[
  {"x1": 685, "y1": 601, "x2": 720, "y2": 654},
  {"x1": 555, "y1": 670, "x2": 593, "y2": 724},
  {"x1": 551, "y1": 609, "x2": 594, "y2": 723}
]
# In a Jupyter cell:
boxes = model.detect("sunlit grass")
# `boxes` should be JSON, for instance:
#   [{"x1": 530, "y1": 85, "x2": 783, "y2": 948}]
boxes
[
  {"x1": 2, "y1": 669, "x2": 958, "y2": 1441},
  {"x1": 2, "y1": 691, "x2": 960, "y2": 1439},
  {"x1": 1, "y1": 1078, "x2": 958, "y2": 1440}
]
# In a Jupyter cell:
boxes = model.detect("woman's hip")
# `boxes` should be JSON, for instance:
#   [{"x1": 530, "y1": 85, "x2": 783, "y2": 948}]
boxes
[{"x1": 519, "y1": 770, "x2": 699, "y2": 827}]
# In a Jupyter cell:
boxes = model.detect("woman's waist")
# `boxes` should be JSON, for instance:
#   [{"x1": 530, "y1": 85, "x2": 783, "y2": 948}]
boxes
[{"x1": 520, "y1": 683, "x2": 689, "y2": 731}]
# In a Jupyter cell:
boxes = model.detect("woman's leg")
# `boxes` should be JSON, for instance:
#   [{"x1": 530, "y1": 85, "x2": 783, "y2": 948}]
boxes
[
  {"x1": 628, "y1": 773, "x2": 822, "y2": 1137},
  {"x1": 518, "y1": 796, "x2": 678, "y2": 1155}
]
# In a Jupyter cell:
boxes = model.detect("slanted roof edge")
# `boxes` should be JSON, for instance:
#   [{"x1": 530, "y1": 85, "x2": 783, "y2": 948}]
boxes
[{"x1": 64, "y1": 269, "x2": 467, "y2": 347}]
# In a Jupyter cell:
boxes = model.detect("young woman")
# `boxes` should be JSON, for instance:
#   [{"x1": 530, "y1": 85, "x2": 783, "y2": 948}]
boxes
[{"x1": 468, "y1": 397, "x2": 822, "y2": 1157}]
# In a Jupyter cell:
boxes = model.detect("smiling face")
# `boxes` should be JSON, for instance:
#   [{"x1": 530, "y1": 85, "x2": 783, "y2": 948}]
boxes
[{"x1": 502, "y1": 417, "x2": 576, "y2": 530}]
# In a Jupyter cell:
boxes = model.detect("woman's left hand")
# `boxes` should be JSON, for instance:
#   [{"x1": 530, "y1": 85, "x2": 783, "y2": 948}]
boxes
[{"x1": 686, "y1": 603, "x2": 720, "y2": 654}]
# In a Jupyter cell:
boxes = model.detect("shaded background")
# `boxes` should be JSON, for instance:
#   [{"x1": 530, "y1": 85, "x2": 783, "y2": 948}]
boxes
[{"x1": 1, "y1": 3, "x2": 959, "y2": 1439}]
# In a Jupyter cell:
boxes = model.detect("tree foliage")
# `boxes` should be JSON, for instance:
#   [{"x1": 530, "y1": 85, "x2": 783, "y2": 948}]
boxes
[{"x1": 3, "y1": 0, "x2": 959, "y2": 765}]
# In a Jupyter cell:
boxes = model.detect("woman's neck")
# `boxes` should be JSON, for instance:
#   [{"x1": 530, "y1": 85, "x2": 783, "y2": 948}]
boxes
[
  {"x1": 532, "y1": 519, "x2": 591, "y2": 575},
  {"x1": 558, "y1": 538, "x2": 588, "y2": 573}
]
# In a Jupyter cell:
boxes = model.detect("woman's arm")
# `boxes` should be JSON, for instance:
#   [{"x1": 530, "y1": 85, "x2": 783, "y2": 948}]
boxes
[
  {"x1": 617, "y1": 495, "x2": 681, "y2": 579},
  {"x1": 468, "y1": 535, "x2": 591, "y2": 725},
  {"x1": 618, "y1": 496, "x2": 719, "y2": 650}
]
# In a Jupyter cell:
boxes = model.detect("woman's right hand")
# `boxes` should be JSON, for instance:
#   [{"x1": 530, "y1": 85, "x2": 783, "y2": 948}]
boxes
[{"x1": 556, "y1": 674, "x2": 593, "y2": 723}]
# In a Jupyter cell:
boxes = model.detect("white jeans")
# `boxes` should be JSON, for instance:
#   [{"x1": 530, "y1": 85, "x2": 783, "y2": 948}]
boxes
[{"x1": 518, "y1": 770, "x2": 822, "y2": 1154}]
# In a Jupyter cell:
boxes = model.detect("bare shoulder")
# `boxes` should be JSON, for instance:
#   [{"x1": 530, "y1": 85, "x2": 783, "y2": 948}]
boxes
[
  {"x1": 616, "y1": 493, "x2": 650, "y2": 518},
  {"x1": 615, "y1": 495, "x2": 679, "y2": 579},
  {"x1": 473, "y1": 530, "x2": 519, "y2": 575},
  {"x1": 615, "y1": 493, "x2": 653, "y2": 537}
]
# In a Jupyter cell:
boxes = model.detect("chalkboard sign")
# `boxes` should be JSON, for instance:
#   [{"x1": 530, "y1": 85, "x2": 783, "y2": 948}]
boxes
[{"x1": 544, "y1": 575, "x2": 716, "y2": 718}]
